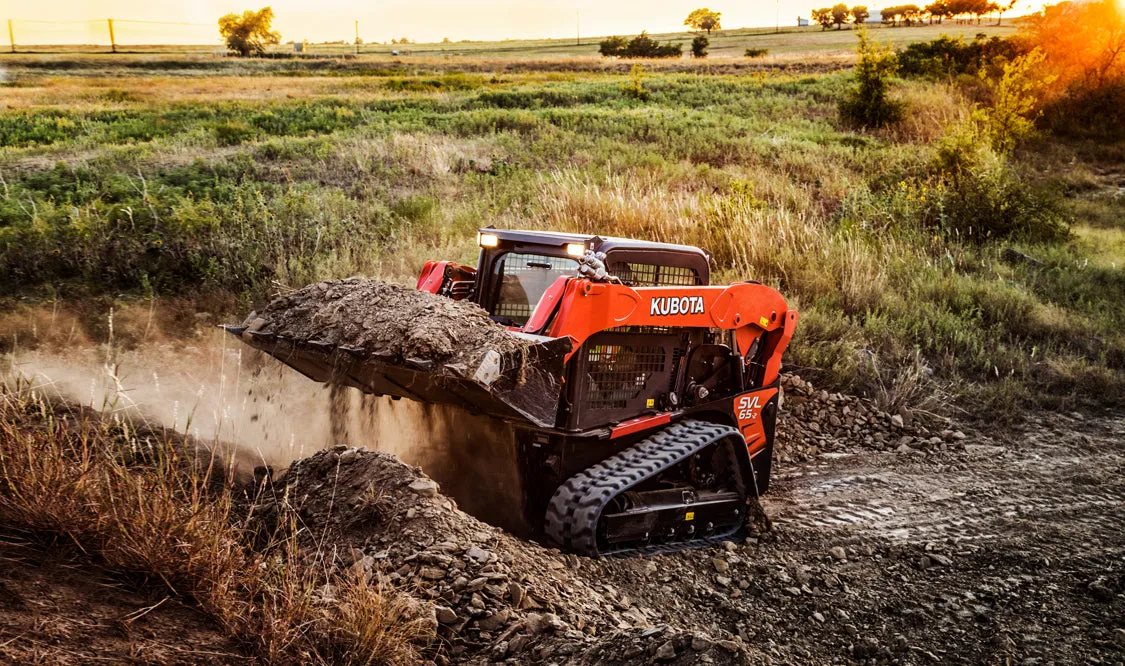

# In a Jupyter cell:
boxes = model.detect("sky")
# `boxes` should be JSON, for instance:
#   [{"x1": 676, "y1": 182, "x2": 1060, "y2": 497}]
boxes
[{"x1": 5, "y1": 0, "x2": 1049, "y2": 46}]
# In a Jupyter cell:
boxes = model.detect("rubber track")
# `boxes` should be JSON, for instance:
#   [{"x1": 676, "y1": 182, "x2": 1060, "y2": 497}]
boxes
[{"x1": 545, "y1": 420, "x2": 744, "y2": 557}]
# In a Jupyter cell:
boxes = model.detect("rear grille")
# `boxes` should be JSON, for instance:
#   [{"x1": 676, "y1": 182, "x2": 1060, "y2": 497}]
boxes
[
  {"x1": 609, "y1": 262, "x2": 700, "y2": 287},
  {"x1": 583, "y1": 344, "x2": 666, "y2": 410}
]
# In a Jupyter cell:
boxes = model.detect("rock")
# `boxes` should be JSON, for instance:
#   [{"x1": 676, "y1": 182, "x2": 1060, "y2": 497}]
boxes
[
  {"x1": 952, "y1": 430, "x2": 967, "y2": 440},
  {"x1": 436, "y1": 605, "x2": 458, "y2": 624},
  {"x1": 524, "y1": 612, "x2": 546, "y2": 635},
  {"x1": 418, "y1": 566, "x2": 446, "y2": 580},
  {"x1": 408, "y1": 479, "x2": 439, "y2": 497},
  {"x1": 508, "y1": 581, "x2": 526, "y2": 607},
  {"x1": 891, "y1": 414, "x2": 905, "y2": 429},
  {"x1": 712, "y1": 558, "x2": 730, "y2": 573},
  {"x1": 465, "y1": 546, "x2": 492, "y2": 563},
  {"x1": 897, "y1": 443, "x2": 917, "y2": 455},
  {"x1": 715, "y1": 575, "x2": 731, "y2": 587},
  {"x1": 829, "y1": 546, "x2": 847, "y2": 561},
  {"x1": 717, "y1": 639, "x2": 742, "y2": 653},
  {"x1": 691, "y1": 634, "x2": 714, "y2": 651},
  {"x1": 655, "y1": 640, "x2": 677, "y2": 661},
  {"x1": 928, "y1": 552, "x2": 953, "y2": 567},
  {"x1": 812, "y1": 611, "x2": 826, "y2": 623},
  {"x1": 477, "y1": 609, "x2": 510, "y2": 632}
]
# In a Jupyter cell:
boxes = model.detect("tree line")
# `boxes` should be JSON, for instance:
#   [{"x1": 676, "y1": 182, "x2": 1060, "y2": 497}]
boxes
[
  {"x1": 811, "y1": 5, "x2": 870, "y2": 30},
  {"x1": 881, "y1": 0, "x2": 1018, "y2": 26}
]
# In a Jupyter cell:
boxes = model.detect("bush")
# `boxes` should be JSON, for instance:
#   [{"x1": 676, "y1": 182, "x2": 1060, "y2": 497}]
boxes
[
  {"x1": 600, "y1": 31, "x2": 682, "y2": 59},
  {"x1": 598, "y1": 35, "x2": 629, "y2": 57},
  {"x1": 897, "y1": 34, "x2": 1024, "y2": 79},
  {"x1": 744, "y1": 48, "x2": 769, "y2": 57},
  {"x1": 691, "y1": 36, "x2": 709, "y2": 58},
  {"x1": 839, "y1": 27, "x2": 904, "y2": 128}
]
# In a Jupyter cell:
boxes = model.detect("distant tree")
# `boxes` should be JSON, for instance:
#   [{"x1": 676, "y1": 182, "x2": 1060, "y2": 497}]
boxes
[
  {"x1": 924, "y1": 1, "x2": 951, "y2": 24},
  {"x1": 831, "y1": 3, "x2": 852, "y2": 28},
  {"x1": 745, "y1": 47, "x2": 769, "y2": 57},
  {"x1": 684, "y1": 8, "x2": 723, "y2": 34},
  {"x1": 599, "y1": 35, "x2": 629, "y2": 56},
  {"x1": 218, "y1": 7, "x2": 281, "y2": 56},
  {"x1": 691, "y1": 35, "x2": 709, "y2": 57},
  {"x1": 852, "y1": 5, "x2": 871, "y2": 24},
  {"x1": 994, "y1": 0, "x2": 1016, "y2": 24},
  {"x1": 442, "y1": 37, "x2": 452, "y2": 43},
  {"x1": 812, "y1": 8, "x2": 835, "y2": 29},
  {"x1": 601, "y1": 32, "x2": 682, "y2": 58},
  {"x1": 625, "y1": 31, "x2": 683, "y2": 58}
]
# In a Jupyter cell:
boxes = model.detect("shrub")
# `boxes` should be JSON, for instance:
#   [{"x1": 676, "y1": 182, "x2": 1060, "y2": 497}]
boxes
[
  {"x1": 600, "y1": 32, "x2": 682, "y2": 59},
  {"x1": 598, "y1": 35, "x2": 629, "y2": 57},
  {"x1": 622, "y1": 64, "x2": 651, "y2": 101},
  {"x1": 897, "y1": 34, "x2": 1024, "y2": 79},
  {"x1": 972, "y1": 49, "x2": 1055, "y2": 154},
  {"x1": 744, "y1": 48, "x2": 769, "y2": 57},
  {"x1": 691, "y1": 36, "x2": 709, "y2": 58},
  {"x1": 839, "y1": 26, "x2": 904, "y2": 127}
]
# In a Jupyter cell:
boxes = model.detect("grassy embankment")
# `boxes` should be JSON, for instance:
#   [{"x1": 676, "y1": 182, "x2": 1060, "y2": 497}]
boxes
[
  {"x1": 0, "y1": 381, "x2": 430, "y2": 664},
  {"x1": 0, "y1": 51, "x2": 1121, "y2": 416}
]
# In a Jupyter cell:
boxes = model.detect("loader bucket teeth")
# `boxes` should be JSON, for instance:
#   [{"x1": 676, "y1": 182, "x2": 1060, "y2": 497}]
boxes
[{"x1": 220, "y1": 325, "x2": 570, "y2": 428}]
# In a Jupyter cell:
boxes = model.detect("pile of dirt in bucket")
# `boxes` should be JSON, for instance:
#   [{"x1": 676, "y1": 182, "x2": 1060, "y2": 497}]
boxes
[{"x1": 244, "y1": 278, "x2": 528, "y2": 368}]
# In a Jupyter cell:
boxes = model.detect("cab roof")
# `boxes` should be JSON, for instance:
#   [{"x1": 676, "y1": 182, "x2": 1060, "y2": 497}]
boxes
[
  {"x1": 478, "y1": 227, "x2": 712, "y2": 286},
  {"x1": 479, "y1": 228, "x2": 712, "y2": 261}
]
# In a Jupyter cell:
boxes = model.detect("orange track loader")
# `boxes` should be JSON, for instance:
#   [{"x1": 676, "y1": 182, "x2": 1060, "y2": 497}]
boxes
[{"x1": 227, "y1": 228, "x2": 797, "y2": 556}]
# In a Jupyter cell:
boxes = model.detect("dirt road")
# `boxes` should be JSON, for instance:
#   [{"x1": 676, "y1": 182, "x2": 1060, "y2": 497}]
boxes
[{"x1": 596, "y1": 410, "x2": 1125, "y2": 663}]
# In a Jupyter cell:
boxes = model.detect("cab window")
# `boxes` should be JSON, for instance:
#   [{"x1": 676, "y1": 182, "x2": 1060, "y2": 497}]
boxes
[{"x1": 491, "y1": 253, "x2": 578, "y2": 325}]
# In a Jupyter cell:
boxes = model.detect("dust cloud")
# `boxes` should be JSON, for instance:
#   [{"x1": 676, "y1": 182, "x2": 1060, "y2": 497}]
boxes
[{"x1": 7, "y1": 328, "x2": 528, "y2": 534}]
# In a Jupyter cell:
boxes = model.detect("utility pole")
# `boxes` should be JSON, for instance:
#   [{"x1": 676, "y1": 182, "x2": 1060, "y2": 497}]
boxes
[
  {"x1": 108, "y1": 18, "x2": 116, "y2": 53},
  {"x1": 354, "y1": 20, "x2": 359, "y2": 55},
  {"x1": 776, "y1": 0, "x2": 781, "y2": 33},
  {"x1": 576, "y1": 11, "x2": 580, "y2": 46},
  {"x1": 7, "y1": 19, "x2": 14, "y2": 53}
]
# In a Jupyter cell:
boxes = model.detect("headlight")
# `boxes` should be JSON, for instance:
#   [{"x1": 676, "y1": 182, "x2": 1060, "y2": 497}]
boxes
[
  {"x1": 478, "y1": 232, "x2": 500, "y2": 248},
  {"x1": 566, "y1": 243, "x2": 586, "y2": 258}
]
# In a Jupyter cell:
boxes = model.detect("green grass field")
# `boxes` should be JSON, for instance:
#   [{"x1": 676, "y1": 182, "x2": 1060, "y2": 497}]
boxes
[{"x1": 1, "y1": 24, "x2": 1121, "y2": 417}]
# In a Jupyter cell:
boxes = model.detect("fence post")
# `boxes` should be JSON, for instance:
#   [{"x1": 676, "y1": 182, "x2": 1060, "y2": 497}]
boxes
[{"x1": 107, "y1": 18, "x2": 116, "y2": 53}]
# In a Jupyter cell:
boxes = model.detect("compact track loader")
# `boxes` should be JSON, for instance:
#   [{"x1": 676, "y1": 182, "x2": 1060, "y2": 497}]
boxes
[{"x1": 226, "y1": 228, "x2": 797, "y2": 556}]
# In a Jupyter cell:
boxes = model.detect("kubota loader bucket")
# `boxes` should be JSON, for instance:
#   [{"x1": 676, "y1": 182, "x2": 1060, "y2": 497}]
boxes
[{"x1": 221, "y1": 325, "x2": 571, "y2": 429}]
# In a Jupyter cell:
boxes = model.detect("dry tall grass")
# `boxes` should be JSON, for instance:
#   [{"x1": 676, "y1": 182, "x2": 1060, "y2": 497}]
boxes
[{"x1": 0, "y1": 381, "x2": 431, "y2": 665}]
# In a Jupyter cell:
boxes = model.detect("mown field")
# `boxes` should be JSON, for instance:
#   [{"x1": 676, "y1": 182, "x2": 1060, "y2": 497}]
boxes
[
  {"x1": 1, "y1": 41, "x2": 1122, "y2": 418},
  {"x1": 4, "y1": 23, "x2": 1017, "y2": 58}
]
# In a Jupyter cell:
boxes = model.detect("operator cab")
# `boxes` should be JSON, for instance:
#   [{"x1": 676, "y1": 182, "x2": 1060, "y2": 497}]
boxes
[{"x1": 474, "y1": 228, "x2": 712, "y2": 326}]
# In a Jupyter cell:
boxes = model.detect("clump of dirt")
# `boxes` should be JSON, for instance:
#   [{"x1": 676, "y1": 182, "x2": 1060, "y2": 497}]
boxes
[{"x1": 248, "y1": 277, "x2": 528, "y2": 367}]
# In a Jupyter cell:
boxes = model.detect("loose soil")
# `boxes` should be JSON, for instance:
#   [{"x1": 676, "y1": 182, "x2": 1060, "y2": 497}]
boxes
[
  {"x1": 4, "y1": 368, "x2": 1123, "y2": 665},
  {"x1": 246, "y1": 374, "x2": 1125, "y2": 664},
  {"x1": 250, "y1": 277, "x2": 528, "y2": 368},
  {"x1": 0, "y1": 541, "x2": 240, "y2": 665}
]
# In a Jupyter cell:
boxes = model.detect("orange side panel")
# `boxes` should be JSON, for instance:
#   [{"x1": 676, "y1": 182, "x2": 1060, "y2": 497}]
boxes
[
  {"x1": 733, "y1": 387, "x2": 779, "y2": 456},
  {"x1": 537, "y1": 280, "x2": 794, "y2": 363}
]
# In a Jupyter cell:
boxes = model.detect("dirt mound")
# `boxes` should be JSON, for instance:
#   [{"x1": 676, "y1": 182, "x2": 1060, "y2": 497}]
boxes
[
  {"x1": 776, "y1": 373, "x2": 973, "y2": 462},
  {"x1": 255, "y1": 447, "x2": 758, "y2": 664},
  {"x1": 248, "y1": 277, "x2": 527, "y2": 367}
]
